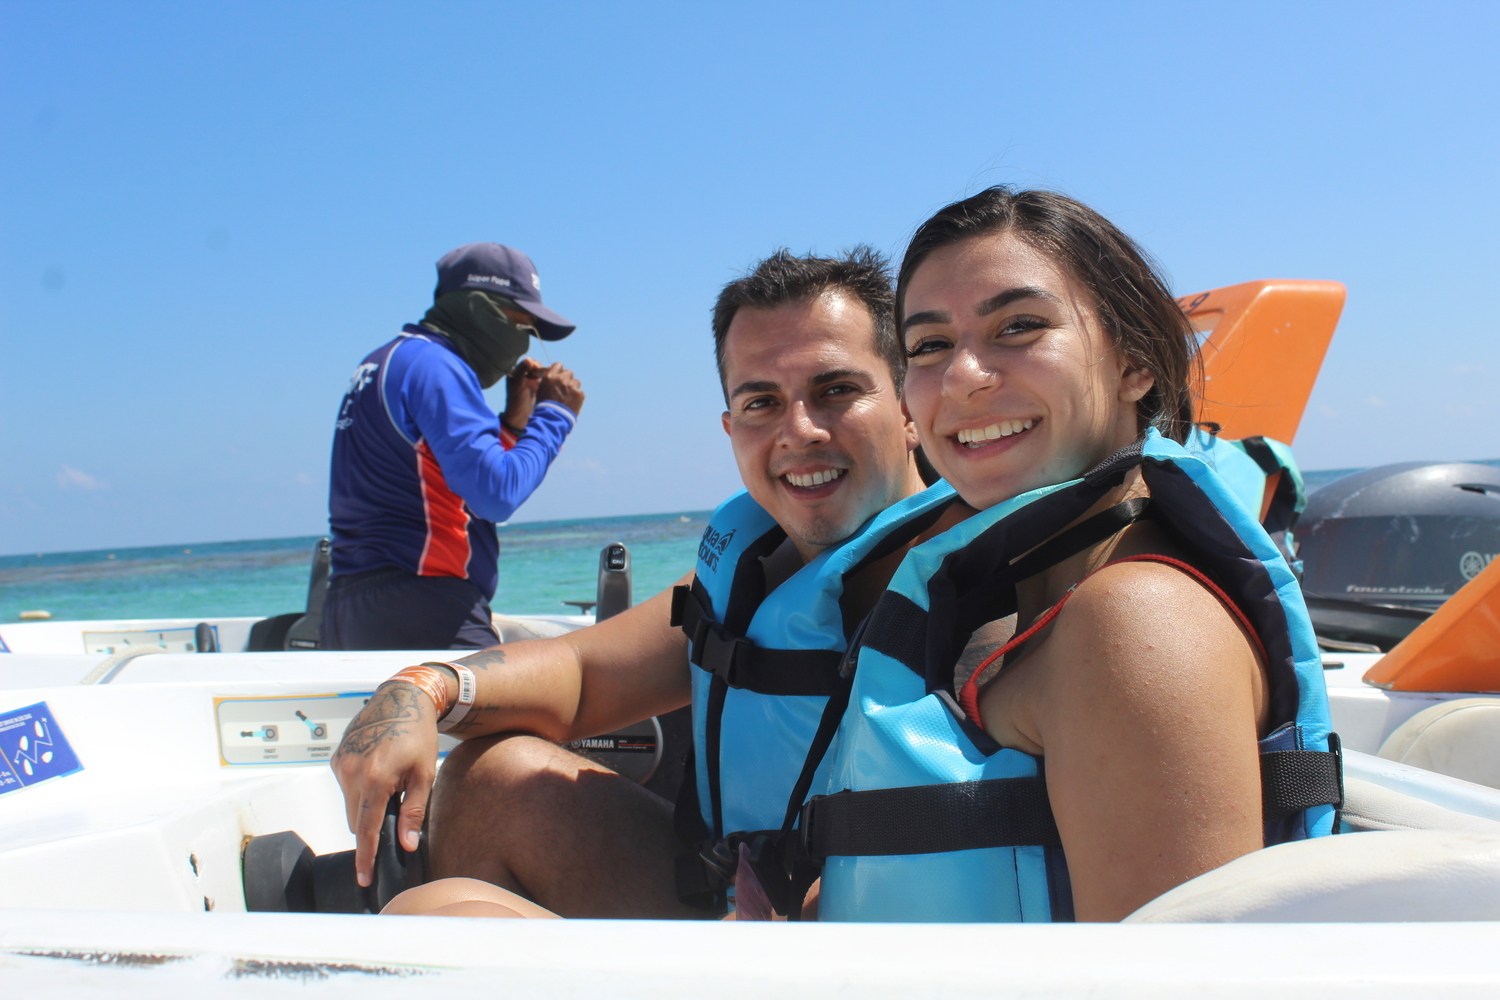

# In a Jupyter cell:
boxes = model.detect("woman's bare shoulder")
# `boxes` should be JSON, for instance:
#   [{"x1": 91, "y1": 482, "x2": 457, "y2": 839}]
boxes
[{"x1": 1033, "y1": 556, "x2": 1263, "y2": 722}]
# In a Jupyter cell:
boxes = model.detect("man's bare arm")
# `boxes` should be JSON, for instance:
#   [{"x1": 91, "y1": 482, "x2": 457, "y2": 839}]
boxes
[{"x1": 330, "y1": 573, "x2": 695, "y2": 885}]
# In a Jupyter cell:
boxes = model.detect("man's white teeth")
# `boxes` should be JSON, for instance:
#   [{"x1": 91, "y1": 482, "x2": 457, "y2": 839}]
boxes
[
  {"x1": 785, "y1": 468, "x2": 845, "y2": 488},
  {"x1": 956, "y1": 419, "x2": 1034, "y2": 446}
]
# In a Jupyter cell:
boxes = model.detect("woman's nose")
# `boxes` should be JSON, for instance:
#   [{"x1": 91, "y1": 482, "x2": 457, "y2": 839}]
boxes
[{"x1": 943, "y1": 345, "x2": 999, "y2": 399}]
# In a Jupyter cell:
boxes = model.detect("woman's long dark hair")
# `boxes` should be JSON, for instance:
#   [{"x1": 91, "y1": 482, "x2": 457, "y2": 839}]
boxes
[{"x1": 896, "y1": 187, "x2": 1198, "y2": 443}]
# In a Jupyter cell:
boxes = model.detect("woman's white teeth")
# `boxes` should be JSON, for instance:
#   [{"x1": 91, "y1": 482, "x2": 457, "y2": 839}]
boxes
[
  {"x1": 785, "y1": 468, "x2": 844, "y2": 488},
  {"x1": 957, "y1": 419, "x2": 1033, "y2": 446}
]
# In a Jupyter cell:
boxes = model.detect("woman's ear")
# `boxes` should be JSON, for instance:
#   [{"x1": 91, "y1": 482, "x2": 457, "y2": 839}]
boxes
[
  {"x1": 1119, "y1": 367, "x2": 1155, "y2": 404},
  {"x1": 902, "y1": 398, "x2": 919, "y2": 452}
]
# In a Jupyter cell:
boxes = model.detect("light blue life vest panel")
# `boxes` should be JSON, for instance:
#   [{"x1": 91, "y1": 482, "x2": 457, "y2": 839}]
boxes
[
  {"x1": 807, "y1": 430, "x2": 1340, "y2": 923},
  {"x1": 1184, "y1": 426, "x2": 1307, "y2": 574},
  {"x1": 670, "y1": 482, "x2": 957, "y2": 846}
]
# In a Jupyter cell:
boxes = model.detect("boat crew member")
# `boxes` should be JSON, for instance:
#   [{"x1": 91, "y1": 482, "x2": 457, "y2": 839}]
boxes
[
  {"x1": 321, "y1": 242, "x2": 585, "y2": 650},
  {"x1": 778, "y1": 188, "x2": 1339, "y2": 922},
  {"x1": 330, "y1": 248, "x2": 946, "y2": 917}
]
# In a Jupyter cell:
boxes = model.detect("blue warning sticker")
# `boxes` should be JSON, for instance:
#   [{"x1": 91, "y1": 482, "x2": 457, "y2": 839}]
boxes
[{"x1": 0, "y1": 702, "x2": 83, "y2": 795}]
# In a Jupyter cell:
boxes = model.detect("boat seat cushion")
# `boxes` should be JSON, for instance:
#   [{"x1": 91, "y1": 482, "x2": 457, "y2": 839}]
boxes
[
  {"x1": 1377, "y1": 697, "x2": 1500, "y2": 790},
  {"x1": 491, "y1": 614, "x2": 581, "y2": 642},
  {"x1": 1125, "y1": 830, "x2": 1500, "y2": 922},
  {"x1": 1342, "y1": 776, "x2": 1500, "y2": 834}
]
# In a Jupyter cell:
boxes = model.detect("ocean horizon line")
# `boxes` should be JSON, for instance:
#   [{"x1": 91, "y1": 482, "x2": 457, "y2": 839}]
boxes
[
  {"x1": 1, "y1": 507, "x2": 716, "y2": 563},
  {"x1": 8, "y1": 453, "x2": 1500, "y2": 562}
]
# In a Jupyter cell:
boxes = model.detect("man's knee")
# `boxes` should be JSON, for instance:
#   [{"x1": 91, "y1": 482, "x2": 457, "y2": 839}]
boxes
[{"x1": 430, "y1": 735, "x2": 570, "y2": 838}]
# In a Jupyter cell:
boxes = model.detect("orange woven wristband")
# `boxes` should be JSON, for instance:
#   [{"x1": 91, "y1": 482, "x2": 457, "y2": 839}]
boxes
[{"x1": 387, "y1": 664, "x2": 453, "y2": 718}]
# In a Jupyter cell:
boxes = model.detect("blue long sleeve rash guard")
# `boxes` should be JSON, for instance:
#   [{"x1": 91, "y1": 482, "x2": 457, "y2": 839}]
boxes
[{"x1": 326, "y1": 325, "x2": 574, "y2": 600}]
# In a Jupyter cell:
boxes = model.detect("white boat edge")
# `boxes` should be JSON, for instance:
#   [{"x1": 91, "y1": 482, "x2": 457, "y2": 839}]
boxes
[
  {"x1": 3, "y1": 911, "x2": 1500, "y2": 998},
  {"x1": 2, "y1": 618, "x2": 1499, "y2": 995}
]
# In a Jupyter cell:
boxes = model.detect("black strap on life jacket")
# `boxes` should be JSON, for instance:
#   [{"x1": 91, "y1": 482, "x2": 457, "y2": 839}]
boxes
[
  {"x1": 1237, "y1": 434, "x2": 1303, "y2": 537},
  {"x1": 783, "y1": 732, "x2": 1344, "y2": 875},
  {"x1": 670, "y1": 583, "x2": 845, "y2": 696},
  {"x1": 1262, "y1": 734, "x2": 1344, "y2": 827}
]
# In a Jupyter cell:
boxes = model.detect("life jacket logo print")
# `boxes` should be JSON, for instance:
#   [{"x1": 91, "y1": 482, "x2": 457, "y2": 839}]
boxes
[
  {"x1": 698, "y1": 527, "x2": 736, "y2": 573},
  {"x1": 1460, "y1": 551, "x2": 1496, "y2": 581}
]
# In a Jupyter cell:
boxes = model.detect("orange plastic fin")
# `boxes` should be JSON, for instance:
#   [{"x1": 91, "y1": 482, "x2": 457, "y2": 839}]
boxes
[
  {"x1": 1178, "y1": 280, "x2": 1345, "y2": 444},
  {"x1": 1364, "y1": 557, "x2": 1500, "y2": 694}
]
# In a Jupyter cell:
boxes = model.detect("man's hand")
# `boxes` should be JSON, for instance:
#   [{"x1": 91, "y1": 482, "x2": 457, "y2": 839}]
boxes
[
  {"x1": 502, "y1": 358, "x2": 544, "y2": 431},
  {"x1": 535, "y1": 362, "x2": 585, "y2": 416},
  {"x1": 330, "y1": 681, "x2": 440, "y2": 888}
]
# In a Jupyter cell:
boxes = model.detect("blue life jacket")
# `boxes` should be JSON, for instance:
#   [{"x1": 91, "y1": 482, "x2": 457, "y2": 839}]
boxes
[
  {"x1": 668, "y1": 481, "x2": 956, "y2": 905},
  {"x1": 795, "y1": 430, "x2": 1340, "y2": 923}
]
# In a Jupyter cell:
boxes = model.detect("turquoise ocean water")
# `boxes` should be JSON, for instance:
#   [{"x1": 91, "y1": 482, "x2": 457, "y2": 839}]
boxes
[
  {"x1": 0, "y1": 510, "x2": 712, "y2": 624},
  {"x1": 5, "y1": 458, "x2": 1497, "y2": 625}
]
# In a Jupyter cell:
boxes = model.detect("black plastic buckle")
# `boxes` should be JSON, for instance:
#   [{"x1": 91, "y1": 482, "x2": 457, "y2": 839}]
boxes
[
  {"x1": 791, "y1": 794, "x2": 825, "y2": 870},
  {"x1": 697, "y1": 837, "x2": 739, "y2": 887},
  {"x1": 701, "y1": 628, "x2": 749, "y2": 686},
  {"x1": 672, "y1": 588, "x2": 717, "y2": 666}
]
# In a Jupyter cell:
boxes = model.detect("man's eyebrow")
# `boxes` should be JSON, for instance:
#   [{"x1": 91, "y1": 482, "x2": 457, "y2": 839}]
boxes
[
  {"x1": 728, "y1": 368, "x2": 870, "y2": 399},
  {"x1": 902, "y1": 286, "x2": 1060, "y2": 331},
  {"x1": 810, "y1": 368, "x2": 871, "y2": 386},
  {"x1": 728, "y1": 379, "x2": 779, "y2": 399}
]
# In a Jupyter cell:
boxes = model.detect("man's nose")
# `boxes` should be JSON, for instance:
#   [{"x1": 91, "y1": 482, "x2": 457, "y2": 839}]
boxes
[{"x1": 779, "y1": 399, "x2": 832, "y2": 447}]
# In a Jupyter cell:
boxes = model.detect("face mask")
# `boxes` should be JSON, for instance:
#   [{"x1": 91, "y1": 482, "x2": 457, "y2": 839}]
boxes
[{"x1": 422, "y1": 291, "x2": 532, "y2": 388}]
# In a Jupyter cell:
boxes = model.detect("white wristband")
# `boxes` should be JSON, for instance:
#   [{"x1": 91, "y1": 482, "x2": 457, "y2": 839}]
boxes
[{"x1": 428, "y1": 662, "x2": 478, "y2": 733}]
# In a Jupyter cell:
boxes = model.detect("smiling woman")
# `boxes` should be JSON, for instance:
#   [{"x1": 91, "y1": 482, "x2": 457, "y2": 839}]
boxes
[{"x1": 797, "y1": 187, "x2": 1341, "y2": 924}]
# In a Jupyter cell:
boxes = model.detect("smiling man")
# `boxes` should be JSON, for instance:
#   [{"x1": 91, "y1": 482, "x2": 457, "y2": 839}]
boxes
[{"x1": 331, "y1": 248, "x2": 939, "y2": 918}]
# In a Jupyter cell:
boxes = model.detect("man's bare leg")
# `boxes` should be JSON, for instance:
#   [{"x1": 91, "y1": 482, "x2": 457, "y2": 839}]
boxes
[
  {"x1": 427, "y1": 734, "x2": 708, "y2": 919},
  {"x1": 382, "y1": 877, "x2": 560, "y2": 919}
]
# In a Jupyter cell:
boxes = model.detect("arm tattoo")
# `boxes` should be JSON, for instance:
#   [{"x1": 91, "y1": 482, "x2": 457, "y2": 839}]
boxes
[
  {"x1": 445, "y1": 715, "x2": 486, "y2": 736},
  {"x1": 335, "y1": 683, "x2": 424, "y2": 758},
  {"x1": 459, "y1": 647, "x2": 507, "y2": 673}
]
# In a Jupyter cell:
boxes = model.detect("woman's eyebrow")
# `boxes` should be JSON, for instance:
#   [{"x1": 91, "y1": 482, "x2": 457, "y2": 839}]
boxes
[
  {"x1": 903, "y1": 286, "x2": 1061, "y2": 330},
  {"x1": 975, "y1": 285, "x2": 1059, "y2": 316}
]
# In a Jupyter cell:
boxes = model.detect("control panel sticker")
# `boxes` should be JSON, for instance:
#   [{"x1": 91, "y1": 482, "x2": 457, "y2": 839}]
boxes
[
  {"x1": 215, "y1": 692, "x2": 374, "y2": 766},
  {"x1": 83, "y1": 625, "x2": 220, "y2": 655},
  {"x1": 0, "y1": 702, "x2": 83, "y2": 796}
]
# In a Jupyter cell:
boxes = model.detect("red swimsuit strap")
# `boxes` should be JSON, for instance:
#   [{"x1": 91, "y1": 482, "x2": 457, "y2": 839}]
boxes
[{"x1": 956, "y1": 554, "x2": 1266, "y2": 731}]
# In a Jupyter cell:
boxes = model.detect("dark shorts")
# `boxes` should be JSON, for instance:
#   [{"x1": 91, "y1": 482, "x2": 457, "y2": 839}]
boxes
[{"x1": 320, "y1": 567, "x2": 500, "y2": 650}]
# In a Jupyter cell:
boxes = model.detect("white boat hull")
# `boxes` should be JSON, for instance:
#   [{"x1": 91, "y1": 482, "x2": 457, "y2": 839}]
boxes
[{"x1": 2, "y1": 622, "x2": 1499, "y2": 994}]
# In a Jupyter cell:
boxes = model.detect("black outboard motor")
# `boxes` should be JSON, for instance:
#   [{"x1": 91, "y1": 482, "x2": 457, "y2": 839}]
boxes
[
  {"x1": 564, "y1": 542, "x2": 691, "y2": 801},
  {"x1": 1298, "y1": 461, "x2": 1500, "y2": 649}
]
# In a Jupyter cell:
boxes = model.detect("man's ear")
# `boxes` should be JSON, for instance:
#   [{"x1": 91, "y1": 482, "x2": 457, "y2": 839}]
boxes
[
  {"x1": 902, "y1": 398, "x2": 920, "y2": 452},
  {"x1": 721, "y1": 411, "x2": 732, "y2": 437},
  {"x1": 1119, "y1": 367, "x2": 1155, "y2": 404}
]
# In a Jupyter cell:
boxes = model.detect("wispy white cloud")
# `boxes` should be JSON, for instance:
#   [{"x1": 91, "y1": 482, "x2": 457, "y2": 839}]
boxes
[
  {"x1": 57, "y1": 465, "x2": 107, "y2": 491},
  {"x1": 558, "y1": 457, "x2": 606, "y2": 476},
  {"x1": 1363, "y1": 395, "x2": 1387, "y2": 409}
]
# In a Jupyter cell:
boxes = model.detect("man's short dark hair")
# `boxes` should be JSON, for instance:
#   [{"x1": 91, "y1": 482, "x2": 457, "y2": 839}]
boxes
[{"x1": 711, "y1": 247, "x2": 899, "y2": 403}]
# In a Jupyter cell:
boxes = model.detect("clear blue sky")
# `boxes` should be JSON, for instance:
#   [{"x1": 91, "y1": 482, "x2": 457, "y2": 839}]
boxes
[{"x1": 3, "y1": 1, "x2": 1497, "y2": 555}]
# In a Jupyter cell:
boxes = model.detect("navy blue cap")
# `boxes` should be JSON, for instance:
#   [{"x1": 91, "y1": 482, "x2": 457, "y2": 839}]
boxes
[{"x1": 433, "y1": 242, "x2": 576, "y2": 341}]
